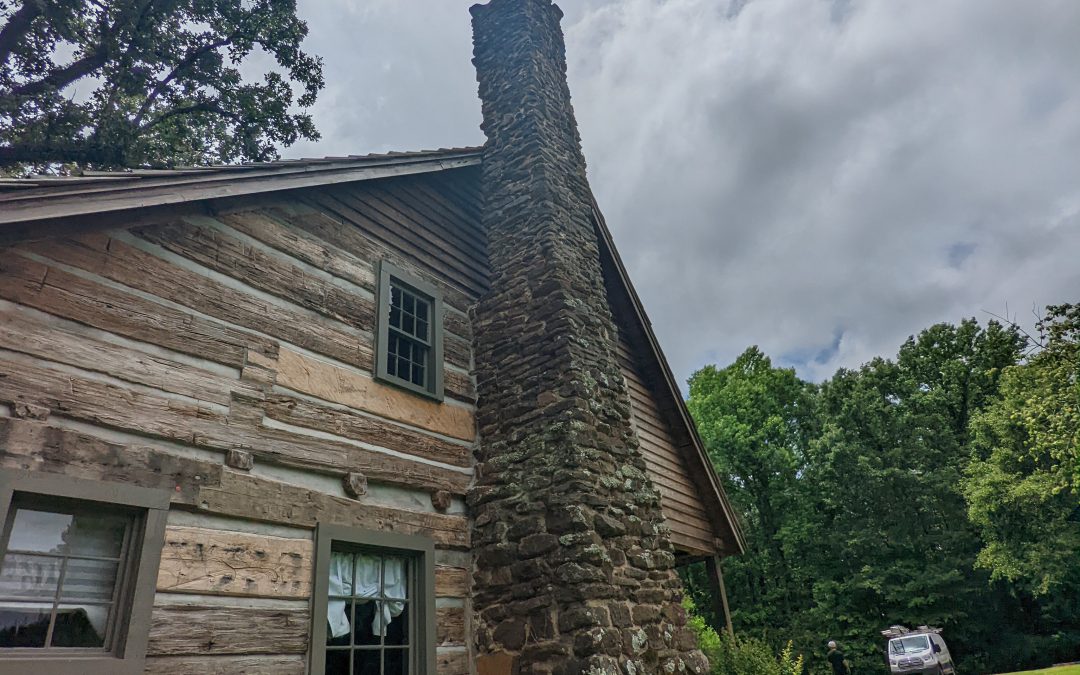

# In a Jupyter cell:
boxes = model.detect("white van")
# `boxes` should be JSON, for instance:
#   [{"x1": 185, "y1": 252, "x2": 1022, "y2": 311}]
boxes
[{"x1": 886, "y1": 630, "x2": 955, "y2": 675}]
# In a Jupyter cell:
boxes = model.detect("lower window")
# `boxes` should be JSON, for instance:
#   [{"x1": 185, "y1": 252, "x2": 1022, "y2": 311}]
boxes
[
  {"x1": 0, "y1": 470, "x2": 169, "y2": 674},
  {"x1": 312, "y1": 525, "x2": 435, "y2": 675}
]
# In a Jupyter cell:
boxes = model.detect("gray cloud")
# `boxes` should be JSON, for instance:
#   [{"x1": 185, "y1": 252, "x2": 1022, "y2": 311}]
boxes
[{"x1": 289, "y1": 0, "x2": 1080, "y2": 385}]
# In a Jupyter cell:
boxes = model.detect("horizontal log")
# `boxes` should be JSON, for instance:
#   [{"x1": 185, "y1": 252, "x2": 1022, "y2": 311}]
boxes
[
  {"x1": 0, "y1": 418, "x2": 221, "y2": 505},
  {"x1": 28, "y1": 233, "x2": 375, "y2": 372},
  {"x1": 444, "y1": 333, "x2": 471, "y2": 371},
  {"x1": 437, "y1": 606, "x2": 465, "y2": 645},
  {"x1": 157, "y1": 526, "x2": 313, "y2": 599},
  {"x1": 276, "y1": 347, "x2": 475, "y2": 442},
  {"x1": 144, "y1": 655, "x2": 305, "y2": 675},
  {"x1": 438, "y1": 647, "x2": 469, "y2": 675},
  {"x1": 264, "y1": 394, "x2": 472, "y2": 468},
  {"x1": 147, "y1": 603, "x2": 309, "y2": 656},
  {"x1": 0, "y1": 302, "x2": 256, "y2": 407},
  {"x1": 0, "y1": 355, "x2": 470, "y2": 494},
  {"x1": 196, "y1": 472, "x2": 469, "y2": 549},
  {"x1": 444, "y1": 309, "x2": 473, "y2": 342},
  {"x1": 0, "y1": 252, "x2": 273, "y2": 368},
  {"x1": 435, "y1": 565, "x2": 468, "y2": 598},
  {"x1": 220, "y1": 209, "x2": 376, "y2": 292},
  {"x1": 134, "y1": 219, "x2": 376, "y2": 333}
]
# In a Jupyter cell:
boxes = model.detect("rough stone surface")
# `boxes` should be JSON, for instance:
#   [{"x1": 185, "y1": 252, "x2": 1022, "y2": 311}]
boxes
[{"x1": 468, "y1": 2, "x2": 706, "y2": 674}]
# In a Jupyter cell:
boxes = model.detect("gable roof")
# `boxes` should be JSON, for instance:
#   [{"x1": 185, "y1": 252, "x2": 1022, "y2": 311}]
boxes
[{"x1": 0, "y1": 147, "x2": 744, "y2": 556}]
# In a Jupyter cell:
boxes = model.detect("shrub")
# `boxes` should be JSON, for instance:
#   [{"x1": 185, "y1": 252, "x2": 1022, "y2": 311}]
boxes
[{"x1": 684, "y1": 598, "x2": 805, "y2": 675}]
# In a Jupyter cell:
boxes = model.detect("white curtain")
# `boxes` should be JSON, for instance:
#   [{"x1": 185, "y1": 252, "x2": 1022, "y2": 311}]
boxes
[{"x1": 326, "y1": 553, "x2": 407, "y2": 639}]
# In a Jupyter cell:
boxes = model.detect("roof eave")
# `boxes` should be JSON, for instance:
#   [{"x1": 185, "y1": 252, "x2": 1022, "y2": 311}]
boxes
[
  {"x1": 0, "y1": 150, "x2": 483, "y2": 226},
  {"x1": 589, "y1": 194, "x2": 747, "y2": 556}
]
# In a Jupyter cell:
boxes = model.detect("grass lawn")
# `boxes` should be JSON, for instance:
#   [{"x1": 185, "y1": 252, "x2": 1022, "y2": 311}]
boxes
[{"x1": 998, "y1": 665, "x2": 1080, "y2": 675}]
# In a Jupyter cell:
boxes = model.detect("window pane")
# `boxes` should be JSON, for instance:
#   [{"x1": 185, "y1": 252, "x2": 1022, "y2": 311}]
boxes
[
  {"x1": 390, "y1": 305, "x2": 402, "y2": 330},
  {"x1": 61, "y1": 558, "x2": 119, "y2": 602},
  {"x1": 0, "y1": 603, "x2": 51, "y2": 647},
  {"x1": 51, "y1": 603, "x2": 108, "y2": 648},
  {"x1": 352, "y1": 600, "x2": 379, "y2": 645},
  {"x1": 385, "y1": 648, "x2": 409, "y2": 675},
  {"x1": 416, "y1": 320, "x2": 428, "y2": 341},
  {"x1": 0, "y1": 553, "x2": 61, "y2": 599},
  {"x1": 402, "y1": 292, "x2": 414, "y2": 315},
  {"x1": 382, "y1": 557, "x2": 407, "y2": 600},
  {"x1": 411, "y1": 363, "x2": 424, "y2": 387},
  {"x1": 63, "y1": 513, "x2": 128, "y2": 558},
  {"x1": 402, "y1": 314, "x2": 414, "y2": 336},
  {"x1": 415, "y1": 300, "x2": 428, "y2": 322},
  {"x1": 354, "y1": 648, "x2": 380, "y2": 675},
  {"x1": 325, "y1": 648, "x2": 350, "y2": 675},
  {"x1": 383, "y1": 603, "x2": 408, "y2": 646},
  {"x1": 7, "y1": 509, "x2": 72, "y2": 553},
  {"x1": 390, "y1": 286, "x2": 401, "y2": 309}
]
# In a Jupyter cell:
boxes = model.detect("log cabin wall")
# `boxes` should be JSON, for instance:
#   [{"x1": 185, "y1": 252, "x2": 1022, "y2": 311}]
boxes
[{"x1": 0, "y1": 167, "x2": 484, "y2": 675}]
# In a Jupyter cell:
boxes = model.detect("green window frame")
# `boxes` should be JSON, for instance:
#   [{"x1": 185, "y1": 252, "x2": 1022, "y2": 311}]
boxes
[
  {"x1": 0, "y1": 469, "x2": 169, "y2": 675},
  {"x1": 310, "y1": 524, "x2": 436, "y2": 675},
  {"x1": 375, "y1": 260, "x2": 444, "y2": 402}
]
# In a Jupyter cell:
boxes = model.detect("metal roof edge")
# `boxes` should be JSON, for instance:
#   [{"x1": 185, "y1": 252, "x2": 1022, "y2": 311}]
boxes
[{"x1": 0, "y1": 149, "x2": 483, "y2": 226}]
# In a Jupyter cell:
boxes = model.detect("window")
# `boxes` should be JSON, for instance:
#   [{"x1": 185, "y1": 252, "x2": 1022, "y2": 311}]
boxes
[
  {"x1": 311, "y1": 525, "x2": 435, "y2": 675},
  {"x1": 375, "y1": 261, "x2": 444, "y2": 401},
  {"x1": 0, "y1": 470, "x2": 168, "y2": 675}
]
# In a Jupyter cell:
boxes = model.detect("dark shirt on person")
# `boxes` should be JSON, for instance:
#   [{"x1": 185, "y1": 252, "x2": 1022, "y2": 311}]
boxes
[{"x1": 828, "y1": 648, "x2": 849, "y2": 675}]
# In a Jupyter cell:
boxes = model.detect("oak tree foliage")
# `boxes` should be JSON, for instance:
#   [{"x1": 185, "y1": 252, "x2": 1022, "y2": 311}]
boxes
[{"x1": 0, "y1": 0, "x2": 323, "y2": 169}]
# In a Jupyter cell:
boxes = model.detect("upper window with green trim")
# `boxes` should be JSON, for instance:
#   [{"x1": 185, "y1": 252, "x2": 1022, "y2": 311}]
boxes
[{"x1": 376, "y1": 261, "x2": 443, "y2": 401}]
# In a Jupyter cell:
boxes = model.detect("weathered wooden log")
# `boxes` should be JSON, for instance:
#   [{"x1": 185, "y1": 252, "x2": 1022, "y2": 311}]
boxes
[
  {"x1": 0, "y1": 253, "x2": 273, "y2": 368},
  {"x1": 147, "y1": 604, "x2": 309, "y2": 656},
  {"x1": 157, "y1": 526, "x2": 313, "y2": 599}
]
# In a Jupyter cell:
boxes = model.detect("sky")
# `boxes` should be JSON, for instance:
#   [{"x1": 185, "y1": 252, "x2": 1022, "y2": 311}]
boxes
[{"x1": 286, "y1": 0, "x2": 1080, "y2": 385}]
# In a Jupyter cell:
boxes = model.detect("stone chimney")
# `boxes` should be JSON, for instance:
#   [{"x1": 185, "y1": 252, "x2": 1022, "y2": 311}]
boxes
[{"x1": 468, "y1": 2, "x2": 709, "y2": 675}]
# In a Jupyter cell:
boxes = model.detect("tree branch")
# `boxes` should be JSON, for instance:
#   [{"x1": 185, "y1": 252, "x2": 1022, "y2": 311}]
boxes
[
  {"x1": 132, "y1": 34, "x2": 236, "y2": 127},
  {"x1": 5, "y1": 45, "x2": 109, "y2": 98},
  {"x1": 139, "y1": 99, "x2": 239, "y2": 132},
  {"x1": 0, "y1": 1, "x2": 44, "y2": 64}
]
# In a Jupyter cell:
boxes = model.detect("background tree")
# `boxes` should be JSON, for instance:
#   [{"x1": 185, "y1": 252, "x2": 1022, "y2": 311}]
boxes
[
  {"x1": 686, "y1": 318, "x2": 1080, "y2": 673},
  {"x1": 964, "y1": 304, "x2": 1080, "y2": 646},
  {"x1": 0, "y1": 0, "x2": 323, "y2": 169},
  {"x1": 685, "y1": 348, "x2": 819, "y2": 650}
]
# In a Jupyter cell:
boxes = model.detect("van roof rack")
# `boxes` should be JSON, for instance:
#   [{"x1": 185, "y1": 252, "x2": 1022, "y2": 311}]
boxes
[{"x1": 882, "y1": 625, "x2": 943, "y2": 638}]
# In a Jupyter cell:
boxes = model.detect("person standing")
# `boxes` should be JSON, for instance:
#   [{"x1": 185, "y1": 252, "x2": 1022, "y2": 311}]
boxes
[{"x1": 827, "y1": 640, "x2": 850, "y2": 675}]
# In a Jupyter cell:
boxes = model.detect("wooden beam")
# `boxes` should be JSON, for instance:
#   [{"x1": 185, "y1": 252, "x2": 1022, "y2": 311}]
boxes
[{"x1": 705, "y1": 555, "x2": 734, "y2": 638}]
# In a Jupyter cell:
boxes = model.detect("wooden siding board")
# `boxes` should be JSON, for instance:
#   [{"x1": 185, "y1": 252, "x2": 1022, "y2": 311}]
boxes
[
  {"x1": 330, "y1": 186, "x2": 488, "y2": 285},
  {"x1": 618, "y1": 329, "x2": 721, "y2": 556},
  {"x1": 300, "y1": 191, "x2": 484, "y2": 297}
]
